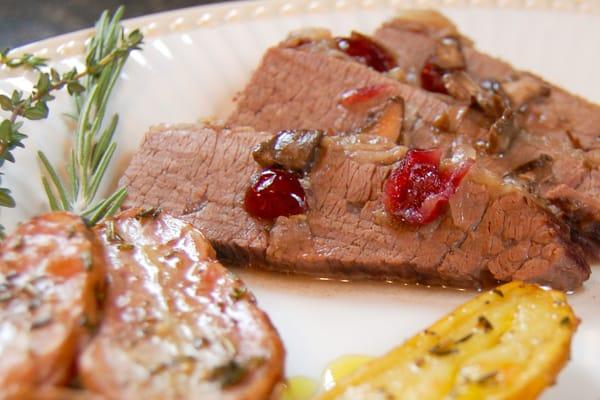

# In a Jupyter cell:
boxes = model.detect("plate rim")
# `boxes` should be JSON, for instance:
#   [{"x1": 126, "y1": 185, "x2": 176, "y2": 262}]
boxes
[{"x1": 2, "y1": 0, "x2": 598, "y2": 68}]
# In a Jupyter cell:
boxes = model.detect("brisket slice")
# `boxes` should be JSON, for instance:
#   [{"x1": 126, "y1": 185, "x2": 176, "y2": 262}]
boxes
[
  {"x1": 120, "y1": 124, "x2": 589, "y2": 290},
  {"x1": 226, "y1": 46, "x2": 490, "y2": 150},
  {"x1": 228, "y1": 35, "x2": 600, "y2": 256},
  {"x1": 373, "y1": 14, "x2": 600, "y2": 254},
  {"x1": 374, "y1": 13, "x2": 600, "y2": 151}
]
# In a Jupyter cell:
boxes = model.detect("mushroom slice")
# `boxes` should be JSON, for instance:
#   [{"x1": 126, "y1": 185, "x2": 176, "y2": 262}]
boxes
[
  {"x1": 361, "y1": 96, "x2": 405, "y2": 144},
  {"x1": 434, "y1": 36, "x2": 466, "y2": 70},
  {"x1": 502, "y1": 75, "x2": 550, "y2": 109},
  {"x1": 253, "y1": 129, "x2": 323, "y2": 172},
  {"x1": 487, "y1": 110, "x2": 521, "y2": 154}
]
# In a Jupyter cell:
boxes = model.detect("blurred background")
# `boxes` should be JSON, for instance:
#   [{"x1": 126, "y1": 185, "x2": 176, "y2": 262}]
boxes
[{"x1": 2, "y1": 0, "x2": 227, "y2": 48}]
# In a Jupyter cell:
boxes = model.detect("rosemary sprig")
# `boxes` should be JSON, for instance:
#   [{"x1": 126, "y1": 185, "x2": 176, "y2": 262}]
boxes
[
  {"x1": 39, "y1": 7, "x2": 143, "y2": 225},
  {"x1": 0, "y1": 6, "x2": 143, "y2": 235}
]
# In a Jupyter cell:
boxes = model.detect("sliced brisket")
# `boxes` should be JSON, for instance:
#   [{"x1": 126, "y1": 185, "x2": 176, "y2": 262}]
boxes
[
  {"x1": 373, "y1": 13, "x2": 600, "y2": 251},
  {"x1": 228, "y1": 31, "x2": 600, "y2": 256},
  {"x1": 226, "y1": 46, "x2": 489, "y2": 150},
  {"x1": 120, "y1": 124, "x2": 589, "y2": 290}
]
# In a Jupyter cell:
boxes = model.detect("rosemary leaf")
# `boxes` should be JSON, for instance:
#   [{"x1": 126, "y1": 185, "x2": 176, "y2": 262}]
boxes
[
  {"x1": 37, "y1": 151, "x2": 70, "y2": 210},
  {"x1": 0, "y1": 6, "x2": 143, "y2": 236}
]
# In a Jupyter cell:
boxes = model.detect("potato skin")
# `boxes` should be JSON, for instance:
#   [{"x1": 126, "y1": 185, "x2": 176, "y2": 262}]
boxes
[{"x1": 318, "y1": 281, "x2": 577, "y2": 400}]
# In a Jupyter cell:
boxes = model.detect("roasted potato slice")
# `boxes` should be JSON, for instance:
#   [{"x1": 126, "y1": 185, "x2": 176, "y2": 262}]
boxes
[{"x1": 317, "y1": 282, "x2": 577, "y2": 400}]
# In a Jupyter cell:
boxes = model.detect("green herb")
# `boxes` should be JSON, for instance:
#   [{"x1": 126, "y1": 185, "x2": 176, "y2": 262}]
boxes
[
  {"x1": 492, "y1": 288, "x2": 504, "y2": 297},
  {"x1": 105, "y1": 219, "x2": 123, "y2": 242},
  {"x1": 38, "y1": 7, "x2": 143, "y2": 225},
  {"x1": 454, "y1": 332, "x2": 473, "y2": 344},
  {"x1": 560, "y1": 316, "x2": 571, "y2": 326},
  {"x1": 230, "y1": 286, "x2": 248, "y2": 301},
  {"x1": 136, "y1": 207, "x2": 161, "y2": 220},
  {"x1": 0, "y1": 7, "x2": 143, "y2": 237},
  {"x1": 429, "y1": 341, "x2": 458, "y2": 356},
  {"x1": 1, "y1": 49, "x2": 47, "y2": 70},
  {"x1": 477, "y1": 315, "x2": 494, "y2": 332},
  {"x1": 116, "y1": 242, "x2": 134, "y2": 251},
  {"x1": 211, "y1": 360, "x2": 248, "y2": 387}
]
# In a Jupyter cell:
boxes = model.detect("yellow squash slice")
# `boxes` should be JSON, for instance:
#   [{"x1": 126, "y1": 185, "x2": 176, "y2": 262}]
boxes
[{"x1": 317, "y1": 282, "x2": 577, "y2": 400}]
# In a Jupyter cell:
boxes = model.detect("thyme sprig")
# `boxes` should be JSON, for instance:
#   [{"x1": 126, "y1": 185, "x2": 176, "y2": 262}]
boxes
[
  {"x1": 0, "y1": 6, "x2": 143, "y2": 235},
  {"x1": 0, "y1": 48, "x2": 47, "y2": 71}
]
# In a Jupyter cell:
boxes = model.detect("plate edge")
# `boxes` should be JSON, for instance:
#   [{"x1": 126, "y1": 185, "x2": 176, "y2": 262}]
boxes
[{"x1": 1, "y1": 0, "x2": 598, "y2": 68}]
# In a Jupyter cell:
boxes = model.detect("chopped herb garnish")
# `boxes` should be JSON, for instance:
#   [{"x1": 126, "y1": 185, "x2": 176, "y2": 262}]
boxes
[
  {"x1": 211, "y1": 360, "x2": 248, "y2": 388},
  {"x1": 117, "y1": 243, "x2": 134, "y2": 251},
  {"x1": 492, "y1": 288, "x2": 504, "y2": 297},
  {"x1": 80, "y1": 314, "x2": 99, "y2": 332},
  {"x1": 454, "y1": 332, "x2": 473, "y2": 344},
  {"x1": 136, "y1": 207, "x2": 161, "y2": 220},
  {"x1": 31, "y1": 315, "x2": 53, "y2": 329},
  {"x1": 429, "y1": 342, "x2": 458, "y2": 356},
  {"x1": 106, "y1": 220, "x2": 123, "y2": 242},
  {"x1": 230, "y1": 287, "x2": 248, "y2": 301},
  {"x1": 477, "y1": 316, "x2": 493, "y2": 332},
  {"x1": 560, "y1": 316, "x2": 571, "y2": 326}
]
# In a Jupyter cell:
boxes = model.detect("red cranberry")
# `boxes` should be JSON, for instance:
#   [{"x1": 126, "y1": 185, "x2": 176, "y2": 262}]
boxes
[
  {"x1": 339, "y1": 84, "x2": 393, "y2": 108},
  {"x1": 335, "y1": 32, "x2": 396, "y2": 73},
  {"x1": 383, "y1": 149, "x2": 473, "y2": 225},
  {"x1": 244, "y1": 168, "x2": 307, "y2": 220},
  {"x1": 420, "y1": 61, "x2": 449, "y2": 94}
]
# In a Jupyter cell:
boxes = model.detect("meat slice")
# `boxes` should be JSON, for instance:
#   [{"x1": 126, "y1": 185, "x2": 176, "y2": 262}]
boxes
[
  {"x1": 374, "y1": 11, "x2": 600, "y2": 151},
  {"x1": 0, "y1": 213, "x2": 105, "y2": 395},
  {"x1": 120, "y1": 124, "x2": 589, "y2": 290},
  {"x1": 79, "y1": 208, "x2": 284, "y2": 400},
  {"x1": 373, "y1": 12, "x2": 600, "y2": 254},
  {"x1": 226, "y1": 46, "x2": 490, "y2": 150},
  {"x1": 228, "y1": 32, "x2": 600, "y2": 257}
]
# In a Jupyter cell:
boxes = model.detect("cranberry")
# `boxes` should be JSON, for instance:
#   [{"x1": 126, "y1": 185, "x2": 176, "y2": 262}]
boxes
[
  {"x1": 339, "y1": 84, "x2": 393, "y2": 108},
  {"x1": 383, "y1": 149, "x2": 473, "y2": 225},
  {"x1": 420, "y1": 61, "x2": 449, "y2": 94},
  {"x1": 244, "y1": 168, "x2": 307, "y2": 220},
  {"x1": 335, "y1": 32, "x2": 396, "y2": 73}
]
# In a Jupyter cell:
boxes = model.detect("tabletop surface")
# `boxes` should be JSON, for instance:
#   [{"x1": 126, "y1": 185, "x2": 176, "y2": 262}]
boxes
[{"x1": 1, "y1": 0, "x2": 228, "y2": 49}]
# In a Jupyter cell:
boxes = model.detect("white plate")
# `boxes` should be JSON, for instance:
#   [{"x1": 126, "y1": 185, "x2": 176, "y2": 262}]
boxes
[{"x1": 2, "y1": 0, "x2": 600, "y2": 398}]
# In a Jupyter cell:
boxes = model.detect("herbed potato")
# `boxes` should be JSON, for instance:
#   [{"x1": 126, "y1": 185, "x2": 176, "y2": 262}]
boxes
[{"x1": 317, "y1": 281, "x2": 577, "y2": 400}]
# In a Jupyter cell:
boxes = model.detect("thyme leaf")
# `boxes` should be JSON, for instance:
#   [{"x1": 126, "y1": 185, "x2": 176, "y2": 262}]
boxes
[{"x1": 0, "y1": 6, "x2": 143, "y2": 237}]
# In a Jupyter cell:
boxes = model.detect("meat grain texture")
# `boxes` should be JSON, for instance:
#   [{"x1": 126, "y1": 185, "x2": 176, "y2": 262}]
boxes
[
  {"x1": 121, "y1": 125, "x2": 589, "y2": 290},
  {"x1": 373, "y1": 12, "x2": 600, "y2": 254},
  {"x1": 226, "y1": 46, "x2": 489, "y2": 151},
  {"x1": 228, "y1": 30, "x2": 600, "y2": 257},
  {"x1": 79, "y1": 209, "x2": 285, "y2": 400}
]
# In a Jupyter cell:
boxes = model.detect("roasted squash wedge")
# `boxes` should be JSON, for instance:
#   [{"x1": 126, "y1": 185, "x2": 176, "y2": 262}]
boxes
[{"x1": 317, "y1": 282, "x2": 577, "y2": 400}]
